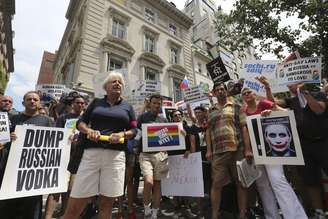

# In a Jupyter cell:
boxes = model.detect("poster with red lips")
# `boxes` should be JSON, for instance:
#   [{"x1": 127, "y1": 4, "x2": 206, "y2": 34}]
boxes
[{"x1": 246, "y1": 111, "x2": 304, "y2": 165}]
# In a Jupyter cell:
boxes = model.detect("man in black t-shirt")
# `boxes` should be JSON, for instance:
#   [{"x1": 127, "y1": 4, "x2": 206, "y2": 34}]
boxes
[
  {"x1": 0, "y1": 91, "x2": 53, "y2": 219},
  {"x1": 278, "y1": 83, "x2": 328, "y2": 218}
]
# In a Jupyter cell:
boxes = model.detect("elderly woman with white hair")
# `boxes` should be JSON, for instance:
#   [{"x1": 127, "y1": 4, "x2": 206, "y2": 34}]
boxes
[{"x1": 63, "y1": 71, "x2": 137, "y2": 219}]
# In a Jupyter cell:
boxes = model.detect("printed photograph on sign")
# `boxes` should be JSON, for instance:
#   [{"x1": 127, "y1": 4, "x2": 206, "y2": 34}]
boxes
[
  {"x1": 142, "y1": 123, "x2": 185, "y2": 152},
  {"x1": 261, "y1": 116, "x2": 295, "y2": 157},
  {"x1": 246, "y1": 111, "x2": 304, "y2": 165}
]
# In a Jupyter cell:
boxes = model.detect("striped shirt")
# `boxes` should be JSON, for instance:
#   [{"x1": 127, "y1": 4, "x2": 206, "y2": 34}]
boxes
[{"x1": 208, "y1": 97, "x2": 246, "y2": 154}]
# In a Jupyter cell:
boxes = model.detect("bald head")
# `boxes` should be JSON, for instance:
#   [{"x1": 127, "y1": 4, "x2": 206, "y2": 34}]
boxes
[{"x1": 0, "y1": 95, "x2": 13, "y2": 112}]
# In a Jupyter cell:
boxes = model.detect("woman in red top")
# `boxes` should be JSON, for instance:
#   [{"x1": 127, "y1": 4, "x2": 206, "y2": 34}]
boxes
[{"x1": 242, "y1": 76, "x2": 307, "y2": 219}]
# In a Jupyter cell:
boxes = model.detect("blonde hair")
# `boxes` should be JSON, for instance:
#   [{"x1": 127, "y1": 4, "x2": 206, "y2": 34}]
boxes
[{"x1": 102, "y1": 71, "x2": 125, "y2": 91}]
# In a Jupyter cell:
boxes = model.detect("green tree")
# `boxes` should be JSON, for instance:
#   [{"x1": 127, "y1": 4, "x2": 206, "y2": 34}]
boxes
[{"x1": 214, "y1": 0, "x2": 328, "y2": 76}]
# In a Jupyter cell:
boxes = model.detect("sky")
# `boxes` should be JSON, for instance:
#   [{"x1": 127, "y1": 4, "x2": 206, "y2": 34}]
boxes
[{"x1": 4, "y1": 0, "x2": 292, "y2": 111}]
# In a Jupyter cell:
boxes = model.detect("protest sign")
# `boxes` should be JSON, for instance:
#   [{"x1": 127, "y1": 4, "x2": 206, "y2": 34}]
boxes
[
  {"x1": 0, "y1": 112, "x2": 10, "y2": 143},
  {"x1": 65, "y1": 118, "x2": 79, "y2": 135},
  {"x1": 240, "y1": 60, "x2": 288, "y2": 96},
  {"x1": 206, "y1": 56, "x2": 231, "y2": 84},
  {"x1": 161, "y1": 106, "x2": 177, "y2": 121},
  {"x1": 134, "y1": 80, "x2": 161, "y2": 97},
  {"x1": 0, "y1": 125, "x2": 71, "y2": 199},
  {"x1": 247, "y1": 111, "x2": 304, "y2": 165},
  {"x1": 142, "y1": 123, "x2": 185, "y2": 152},
  {"x1": 161, "y1": 152, "x2": 204, "y2": 197},
  {"x1": 36, "y1": 84, "x2": 66, "y2": 103},
  {"x1": 279, "y1": 57, "x2": 322, "y2": 84},
  {"x1": 183, "y1": 85, "x2": 207, "y2": 104}
]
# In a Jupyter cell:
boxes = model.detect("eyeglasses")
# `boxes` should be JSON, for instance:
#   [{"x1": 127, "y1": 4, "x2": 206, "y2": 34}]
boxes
[
  {"x1": 242, "y1": 91, "x2": 252, "y2": 96},
  {"x1": 173, "y1": 113, "x2": 182, "y2": 117}
]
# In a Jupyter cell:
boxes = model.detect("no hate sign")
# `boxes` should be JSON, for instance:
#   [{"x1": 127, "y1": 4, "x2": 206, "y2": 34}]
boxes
[{"x1": 0, "y1": 125, "x2": 71, "y2": 200}]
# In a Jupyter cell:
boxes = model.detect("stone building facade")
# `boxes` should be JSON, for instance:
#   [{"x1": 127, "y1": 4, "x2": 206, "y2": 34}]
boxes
[
  {"x1": 54, "y1": 0, "x2": 193, "y2": 102},
  {"x1": 0, "y1": 0, "x2": 15, "y2": 94}
]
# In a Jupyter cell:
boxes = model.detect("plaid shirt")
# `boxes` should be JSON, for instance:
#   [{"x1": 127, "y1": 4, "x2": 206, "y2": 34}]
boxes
[{"x1": 208, "y1": 97, "x2": 246, "y2": 154}]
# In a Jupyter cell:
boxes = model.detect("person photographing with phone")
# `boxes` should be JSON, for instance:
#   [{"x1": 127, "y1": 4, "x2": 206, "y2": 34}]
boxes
[{"x1": 62, "y1": 71, "x2": 137, "y2": 219}]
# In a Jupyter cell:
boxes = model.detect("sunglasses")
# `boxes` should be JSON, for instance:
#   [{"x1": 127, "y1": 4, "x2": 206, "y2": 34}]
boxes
[
  {"x1": 173, "y1": 113, "x2": 182, "y2": 117},
  {"x1": 242, "y1": 91, "x2": 252, "y2": 96}
]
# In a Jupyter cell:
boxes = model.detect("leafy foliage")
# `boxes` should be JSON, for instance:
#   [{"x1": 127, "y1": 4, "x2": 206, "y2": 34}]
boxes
[{"x1": 214, "y1": 0, "x2": 328, "y2": 76}]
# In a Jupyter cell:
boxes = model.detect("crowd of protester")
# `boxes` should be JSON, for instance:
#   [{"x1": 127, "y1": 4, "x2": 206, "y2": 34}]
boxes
[{"x1": 0, "y1": 71, "x2": 328, "y2": 219}]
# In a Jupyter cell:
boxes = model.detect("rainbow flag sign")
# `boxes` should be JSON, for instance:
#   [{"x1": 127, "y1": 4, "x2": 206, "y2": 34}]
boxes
[{"x1": 142, "y1": 123, "x2": 186, "y2": 152}]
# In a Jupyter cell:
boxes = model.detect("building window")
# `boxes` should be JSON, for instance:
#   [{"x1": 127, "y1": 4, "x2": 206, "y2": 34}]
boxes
[
  {"x1": 107, "y1": 56, "x2": 124, "y2": 71},
  {"x1": 169, "y1": 24, "x2": 177, "y2": 36},
  {"x1": 197, "y1": 63, "x2": 202, "y2": 73},
  {"x1": 173, "y1": 78, "x2": 183, "y2": 102},
  {"x1": 170, "y1": 47, "x2": 179, "y2": 64},
  {"x1": 145, "y1": 67, "x2": 159, "y2": 81},
  {"x1": 112, "y1": 19, "x2": 126, "y2": 39},
  {"x1": 145, "y1": 8, "x2": 155, "y2": 23},
  {"x1": 144, "y1": 33, "x2": 155, "y2": 53}
]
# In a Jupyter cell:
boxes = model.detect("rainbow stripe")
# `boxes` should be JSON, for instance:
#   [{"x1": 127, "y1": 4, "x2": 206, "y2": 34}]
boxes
[{"x1": 147, "y1": 125, "x2": 180, "y2": 147}]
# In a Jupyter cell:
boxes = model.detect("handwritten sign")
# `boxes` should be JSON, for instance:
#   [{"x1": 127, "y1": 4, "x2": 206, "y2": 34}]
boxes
[
  {"x1": 161, "y1": 152, "x2": 204, "y2": 197},
  {"x1": 0, "y1": 125, "x2": 71, "y2": 199},
  {"x1": 0, "y1": 112, "x2": 10, "y2": 143},
  {"x1": 142, "y1": 123, "x2": 185, "y2": 152}
]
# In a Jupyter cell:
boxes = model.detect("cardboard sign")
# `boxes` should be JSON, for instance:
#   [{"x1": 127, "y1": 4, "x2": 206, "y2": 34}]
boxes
[
  {"x1": 206, "y1": 56, "x2": 231, "y2": 84},
  {"x1": 134, "y1": 80, "x2": 161, "y2": 97},
  {"x1": 183, "y1": 85, "x2": 207, "y2": 104},
  {"x1": 161, "y1": 152, "x2": 204, "y2": 197},
  {"x1": 247, "y1": 111, "x2": 304, "y2": 165},
  {"x1": 142, "y1": 123, "x2": 185, "y2": 152},
  {"x1": 240, "y1": 60, "x2": 288, "y2": 96},
  {"x1": 0, "y1": 112, "x2": 10, "y2": 143},
  {"x1": 279, "y1": 57, "x2": 321, "y2": 84},
  {"x1": 0, "y1": 125, "x2": 71, "y2": 199},
  {"x1": 36, "y1": 84, "x2": 66, "y2": 103}
]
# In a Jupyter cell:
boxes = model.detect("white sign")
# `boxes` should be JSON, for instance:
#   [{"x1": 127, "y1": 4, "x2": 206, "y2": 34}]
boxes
[
  {"x1": 0, "y1": 112, "x2": 10, "y2": 143},
  {"x1": 240, "y1": 60, "x2": 288, "y2": 96},
  {"x1": 134, "y1": 80, "x2": 161, "y2": 97},
  {"x1": 247, "y1": 111, "x2": 304, "y2": 165},
  {"x1": 161, "y1": 152, "x2": 204, "y2": 197},
  {"x1": 0, "y1": 125, "x2": 71, "y2": 199},
  {"x1": 36, "y1": 84, "x2": 66, "y2": 102},
  {"x1": 279, "y1": 57, "x2": 321, "y2": 84},
  {"x1": 183, "y1": 85, "x2": 207, "y2": 104}
]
